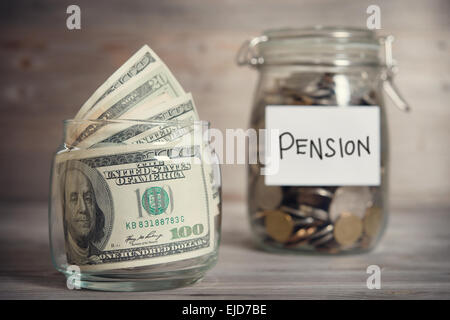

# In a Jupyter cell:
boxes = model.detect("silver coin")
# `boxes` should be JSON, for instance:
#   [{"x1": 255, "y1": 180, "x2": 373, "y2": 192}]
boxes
[
  {"x1": 297, "y1": 187, "x2": 334, "y2": 198},
  {"x1": 293, "y1": 217, "x2": 317, "y2": 227},
  {"x1": 329, "y1": 187, "x2": 372, "y2": 221},
  {"x1": 280, "y1": 205, "x2": 308, "y2": 219},
  {"x1": 280, "y1": 205, "x2": 328, "y2": 223},
  {"x1": 308, "y1": 224, "x2": 334, "y2": 240},
  {"x1": 298, "y1": 204, "x2": 329, "y2": 221},
  {"x1": 295, "y1": 188, "x2": 333, "y2": 210},
  {"x1": 280, "y1": 206, "x2": 319, "y2": 226},
  {"x1": 309, "y1": 232, "x2": 334, "y2": 247}
]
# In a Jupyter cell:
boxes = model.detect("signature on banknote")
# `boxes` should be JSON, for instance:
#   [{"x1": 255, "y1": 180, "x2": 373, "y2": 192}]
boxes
[{"x1": 125, "y1": 231, "x2": 163, "y2": 246}]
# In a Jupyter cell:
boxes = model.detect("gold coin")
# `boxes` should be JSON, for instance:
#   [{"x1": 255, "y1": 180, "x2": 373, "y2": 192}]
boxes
[
  {"x1": 333, "y1": 212, "x2": 363, "y2": 246},
  {"x1": 363, "y1": 206, "x2": 382, "y2": 237},
  {"x1": 287, "y1": 226, "x2": 317, "y2": 244},
  {"x1": 310, "y1": 232, "x2": 334, "y2": 247},
  {"x1": 265, "y1": 210, "x2": 294, "y2": 243}
]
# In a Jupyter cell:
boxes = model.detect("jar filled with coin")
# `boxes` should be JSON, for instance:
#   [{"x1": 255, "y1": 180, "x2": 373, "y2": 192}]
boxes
[{"x1": 237, "y1": 27, "x2": 409, "y2": 254}]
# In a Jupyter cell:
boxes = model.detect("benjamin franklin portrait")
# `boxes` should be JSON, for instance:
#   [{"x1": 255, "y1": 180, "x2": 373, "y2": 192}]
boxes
[{"x1": 61, "y1": 166, "x2": 105, "y2": 265}]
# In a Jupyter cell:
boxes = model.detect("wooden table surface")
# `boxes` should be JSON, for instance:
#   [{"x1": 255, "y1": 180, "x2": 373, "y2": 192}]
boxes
[{"x1": 0, "y1": 201, "x2": 449, "y2": 300}]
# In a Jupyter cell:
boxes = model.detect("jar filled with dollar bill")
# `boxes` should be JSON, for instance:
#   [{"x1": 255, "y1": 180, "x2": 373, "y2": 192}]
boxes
[
  {"x1": 49, "y1": 119, "x2": 221, "y2": 291},
  {"x1": 237, "y1": 26, "x2": 409, "y2": 254}
]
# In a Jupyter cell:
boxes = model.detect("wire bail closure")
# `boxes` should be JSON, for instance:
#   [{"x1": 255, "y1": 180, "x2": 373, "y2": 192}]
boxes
[
  {"x1": 236, "y1": 35, "x2": 267, "y2": 66},
  {"x1": 236, "y1": 33, "x2": 410, "y2": 112},
  {"x1": 379, "y1": 35, "x2": 411, "y2": 112}
]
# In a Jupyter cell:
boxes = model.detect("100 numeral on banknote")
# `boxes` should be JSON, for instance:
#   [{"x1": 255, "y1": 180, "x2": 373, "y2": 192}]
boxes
[{"x1": 54, "y1": 144, "x2": 214, "y2": 271}]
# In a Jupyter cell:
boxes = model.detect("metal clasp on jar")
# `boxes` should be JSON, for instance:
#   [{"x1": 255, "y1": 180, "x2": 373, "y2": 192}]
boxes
[
  {"x1": 379, "y1": 35, "x2": 411, "y2": 112},
  {"x1": 236, "y1": 35, "x2": 268, "y2": 66}
]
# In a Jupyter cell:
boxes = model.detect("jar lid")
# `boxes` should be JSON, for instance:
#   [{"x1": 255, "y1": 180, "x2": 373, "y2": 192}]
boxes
[{"x1": 238, "y1": 26, "x2": 382, "y2": 67}]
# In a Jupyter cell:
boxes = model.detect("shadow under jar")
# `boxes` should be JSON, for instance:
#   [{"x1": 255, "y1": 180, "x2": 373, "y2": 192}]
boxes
[
  {"x1": 237, "y1": 27, "x2": 409, "y2": 254},
  {"x1": 49, "y1": 119, "x2": 221, "y2": 291}
]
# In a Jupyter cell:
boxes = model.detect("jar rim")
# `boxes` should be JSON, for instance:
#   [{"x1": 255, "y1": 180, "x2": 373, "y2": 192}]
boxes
[{"x1": 262, "y1": 26, "x2": 378, "y2": 43}]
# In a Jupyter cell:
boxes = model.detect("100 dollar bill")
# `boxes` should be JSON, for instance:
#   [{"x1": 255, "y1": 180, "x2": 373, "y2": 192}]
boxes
[
  {"x1": 76, "y1": 93, "x2": 199, "y2": 149},
  {"x1": 69, "y1": 63, "x2": 185, "y2": 146},
  {"x1": 54, "y1": 144, "x2": 214, "y2": 271},
  {"x1": 74, "y1": 45, "x2": 163, "y2": 119}
]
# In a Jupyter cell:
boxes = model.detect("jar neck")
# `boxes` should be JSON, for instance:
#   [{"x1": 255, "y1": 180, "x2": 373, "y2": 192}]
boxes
[
  {"x1": 258, "y1": 40, "x2": 380, "y2": 68},
  {"x1": 239, "y1": 27, "x2": 382, "y2": 68},
  {"x1": 258, "y1": 64, "x2": 382, "y2": 75}
]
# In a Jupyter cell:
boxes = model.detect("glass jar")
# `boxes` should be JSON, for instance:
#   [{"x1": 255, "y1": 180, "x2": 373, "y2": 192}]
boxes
[
  {"x1": 49, "y1": 119, "x2": 221, "y2": 291},
  {"x1": 237, "y1": 26, "x2": 409, "y2": 254}
]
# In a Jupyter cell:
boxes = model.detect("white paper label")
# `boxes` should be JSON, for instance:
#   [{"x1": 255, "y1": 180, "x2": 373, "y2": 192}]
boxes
[{"x1": 265, "y1": 106, "x2": 380, "y2": 186}]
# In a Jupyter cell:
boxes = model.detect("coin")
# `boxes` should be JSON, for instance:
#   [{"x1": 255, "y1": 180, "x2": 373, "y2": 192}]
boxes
[
  {"x1": 280, "y1": 205, "x2": 308, "y2": 219},
  {"x1": 309, "y1": 232, "x2": 334, "y2": 247},
  {"x1": 254, "y1": 175, "x2": 282, "y2": 210},
  {"x1": 298, "y1": 204, "x2": 329, "y2": 221},
  {"x1": 296, "y1": 187, "x2": 333, "y2": 209},
  {"x1": 333, "y1": 212, "x2": 363, "y2": 246},
  {"x1": 306, "y1": 187, "x2": 334, "y2": 198},
  {"x1": 283, "y1": 94, "x2": 314, "y2": 105},
  {"x1": 329, "y1": 187, "x2": 372, "y2": 221},
  {"x1": 280, "y1": 205, "x2": 328, "y2": 226},
  {"x1": 264, "y1": 210, "x2": 295, "y2": 243},
  {"x1": 293, "y1": 217, "x2": 319, "y2": 227},
  {"x1": 309, "y1": 224, "x2": 334, "y2": 241},
  {"x1": 363, "y1": 206, "x2": 382, "y2": 237},
  {"x1": 287, "y1": 226, "x2": 317, "y2": 244}
]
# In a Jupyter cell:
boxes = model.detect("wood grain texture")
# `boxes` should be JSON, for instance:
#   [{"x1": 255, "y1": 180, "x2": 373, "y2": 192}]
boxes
[
  {"x1": 0, "y1": 201, "x2": 449, "y2": 299},
  {"x1": 0, "y1": 0, "x2": 449, "y2": 206}
]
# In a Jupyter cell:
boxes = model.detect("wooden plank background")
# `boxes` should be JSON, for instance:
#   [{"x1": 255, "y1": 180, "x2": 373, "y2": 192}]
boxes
[{"x1": 0, "y1": 0, "x2": 449, "y2": 206}]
